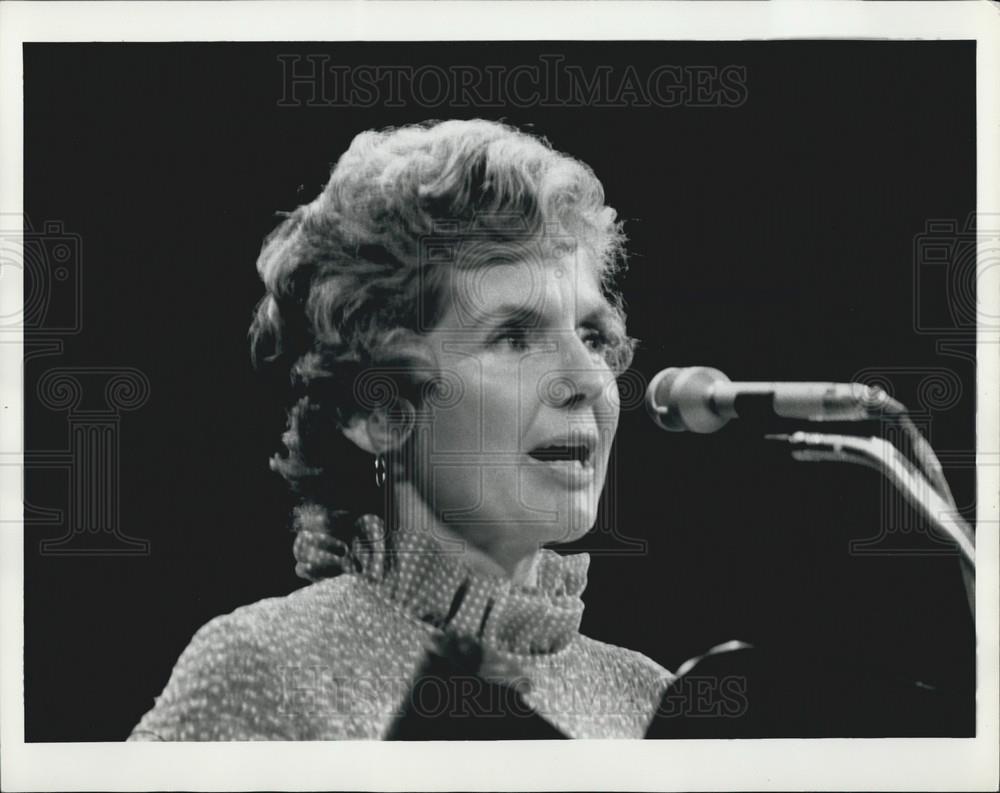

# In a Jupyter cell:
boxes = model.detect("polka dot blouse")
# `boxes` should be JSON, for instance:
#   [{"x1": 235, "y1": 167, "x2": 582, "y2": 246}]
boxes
[{"x1": 128, "y1": 516, "x2": 675, "y2": 740}]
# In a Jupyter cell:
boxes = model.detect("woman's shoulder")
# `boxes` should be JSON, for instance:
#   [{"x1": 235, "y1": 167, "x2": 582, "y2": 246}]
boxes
[
  {"x1": 128, "y1": 576, "x2": 382, "y2": 741},
  {"x1": 517, "y1": 634, "x2": 675, "y2": 738},
  {"x1": 167, "y1": 576, "x2": 357, "y2": 661},
  {"x1": 572, "y1": 634, "x2": 677, "y2": 689}
]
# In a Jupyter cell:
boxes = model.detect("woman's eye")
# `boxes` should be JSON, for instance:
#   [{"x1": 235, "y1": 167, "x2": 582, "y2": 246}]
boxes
[
  {"x1": 493, "y1": 330, "x2": 530, "y2": 351},
  {"x1": 582, "y1": 328, "x2": 612, "y2": 352}
]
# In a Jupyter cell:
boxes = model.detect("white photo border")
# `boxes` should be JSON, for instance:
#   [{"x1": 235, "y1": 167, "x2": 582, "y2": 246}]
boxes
[{"x1": 1, "y1": 1, "x2": 997, "y2": 790}]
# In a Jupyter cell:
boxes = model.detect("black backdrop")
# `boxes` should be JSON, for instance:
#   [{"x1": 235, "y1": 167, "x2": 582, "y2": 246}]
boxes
[{"x1": 23, "y1": 41, "x2": 976, "y2": 740}]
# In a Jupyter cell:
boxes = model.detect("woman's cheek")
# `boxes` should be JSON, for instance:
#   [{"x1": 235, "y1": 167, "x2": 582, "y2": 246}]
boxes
[{"x1": 602, "y1": 376, "x2": 622, "y2": 416}]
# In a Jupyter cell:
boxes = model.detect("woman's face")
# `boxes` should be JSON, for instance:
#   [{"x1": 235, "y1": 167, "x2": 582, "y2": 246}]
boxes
[{"x1": 404, "y1": 239, "x2": 622, "y2": 568}]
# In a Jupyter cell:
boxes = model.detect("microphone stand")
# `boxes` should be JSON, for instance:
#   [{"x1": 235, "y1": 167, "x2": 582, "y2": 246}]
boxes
[
  {"x1": 765, "y1": 428, "x2": 975, "y2": 616},
  {"x1": 647, "y1": 422, "x2": 976, "y2": 738},
  {"x1": 646, "y1": 378, "x2": 976, "y2": 736}
]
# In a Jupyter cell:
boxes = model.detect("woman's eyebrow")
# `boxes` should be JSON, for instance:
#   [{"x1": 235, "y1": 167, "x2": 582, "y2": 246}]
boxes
[
  {"x1": 485, "y1": 302, "x2": 619, "y2": 331},
  {"x1": 580, "y1": 302, "x2": 620, "y2": 330}
]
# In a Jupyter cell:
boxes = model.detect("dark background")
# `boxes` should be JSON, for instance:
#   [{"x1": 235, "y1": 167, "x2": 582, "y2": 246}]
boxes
[{"x1": 24, "y1": 41, "x2": 976, "y2": 740}]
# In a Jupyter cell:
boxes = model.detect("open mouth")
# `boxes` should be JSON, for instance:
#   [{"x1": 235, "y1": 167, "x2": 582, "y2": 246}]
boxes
[{"x1": 527, "y1": 443, "x2": 593, "y2": 466}]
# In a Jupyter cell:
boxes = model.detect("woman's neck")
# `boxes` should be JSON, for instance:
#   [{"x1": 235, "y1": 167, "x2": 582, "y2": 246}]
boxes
[{"x1": 392, "y1": 481, "x2": 541, "y2": 586}]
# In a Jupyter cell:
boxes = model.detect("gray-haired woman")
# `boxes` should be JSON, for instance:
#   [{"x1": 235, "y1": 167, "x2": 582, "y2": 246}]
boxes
[{"x1": 129, "y1": 119, "x2": 674, "y2": 741}]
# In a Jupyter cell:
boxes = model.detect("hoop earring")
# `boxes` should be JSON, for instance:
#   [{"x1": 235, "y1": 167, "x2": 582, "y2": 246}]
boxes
[{"x1": 374, "y1": 453, "x2": 387, "y2": 488}]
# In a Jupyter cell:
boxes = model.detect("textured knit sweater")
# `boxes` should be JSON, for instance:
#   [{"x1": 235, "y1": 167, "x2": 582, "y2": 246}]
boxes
[{"x1": 129, "y1": 516, "x2": 675, "y2": 740}]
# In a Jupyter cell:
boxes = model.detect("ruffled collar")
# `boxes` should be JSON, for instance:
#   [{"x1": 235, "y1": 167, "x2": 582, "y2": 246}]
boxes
[{"x1": 349, "y1": 515, "x2": 590, "y2": 655}]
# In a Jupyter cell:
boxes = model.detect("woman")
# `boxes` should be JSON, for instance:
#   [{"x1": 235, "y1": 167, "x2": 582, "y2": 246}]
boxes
[{"x1": 129, "y1": 118, "x2": 675, "y2": 741}]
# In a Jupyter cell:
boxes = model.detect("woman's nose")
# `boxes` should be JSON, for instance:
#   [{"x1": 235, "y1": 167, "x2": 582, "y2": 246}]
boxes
[{"x1": 538, "y1": 335, "x2": 615, "y2": 411}]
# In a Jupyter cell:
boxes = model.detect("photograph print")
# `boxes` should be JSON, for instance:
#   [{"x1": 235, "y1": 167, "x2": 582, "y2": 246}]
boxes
[{"x1": 5, "y1": 6, "x2": 997, "y2": 788}]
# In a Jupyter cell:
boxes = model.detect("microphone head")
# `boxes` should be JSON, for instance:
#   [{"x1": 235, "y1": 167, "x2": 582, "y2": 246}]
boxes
[
  {"x1": 646, "y1": 366, "x2": 732, "y2": 433},
  {"x1": 646, "y1": 368, "x2": 686, "y2": 431}
]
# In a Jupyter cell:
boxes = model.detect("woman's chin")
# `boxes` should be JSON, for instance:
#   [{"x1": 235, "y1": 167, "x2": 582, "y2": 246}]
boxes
[{"x1": 533, "y1": 513, "x2": 597, "y2": 548}]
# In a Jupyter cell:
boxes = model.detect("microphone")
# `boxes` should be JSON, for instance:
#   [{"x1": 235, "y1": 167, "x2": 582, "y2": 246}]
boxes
[{"x1": 645, "y1": 366, "x2": 896, "y2": 434}]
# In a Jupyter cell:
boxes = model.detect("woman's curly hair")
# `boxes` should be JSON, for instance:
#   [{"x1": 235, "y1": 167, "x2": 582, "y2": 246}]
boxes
[{"x1": 248, "y1": 119, "x2": 633, "y2": 556}]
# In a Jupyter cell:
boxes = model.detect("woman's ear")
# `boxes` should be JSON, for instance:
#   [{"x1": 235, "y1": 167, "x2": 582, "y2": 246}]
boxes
[
  {"x1": 340, "y1": 414, "x2": 378, "y2": 454},
  {"x1": 340, "y1": 401, "x2": 416, "y2": 455}
]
